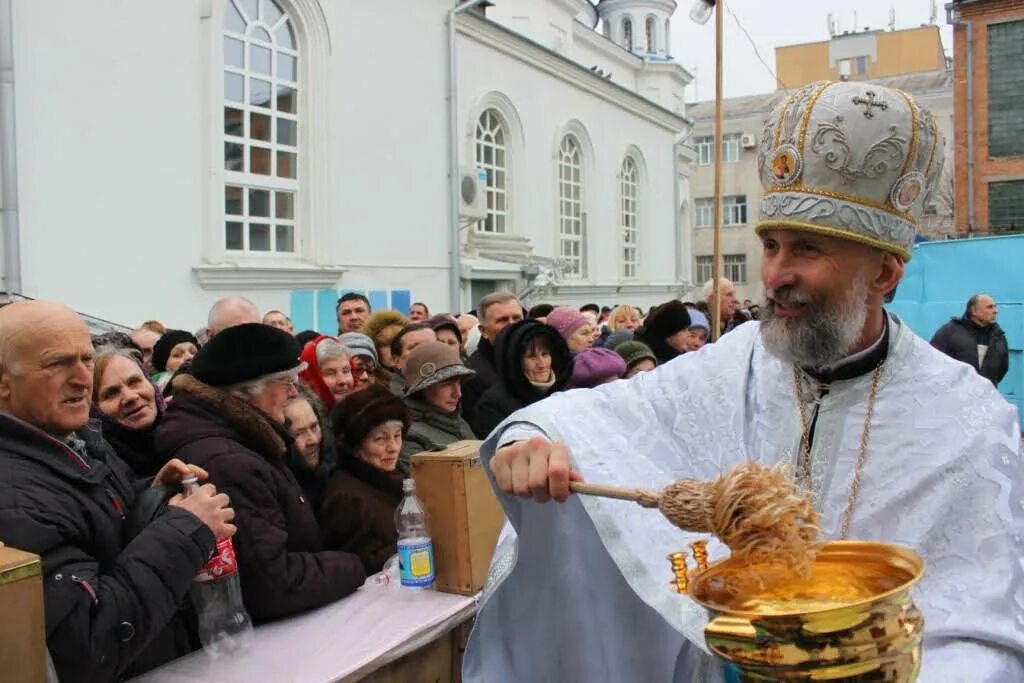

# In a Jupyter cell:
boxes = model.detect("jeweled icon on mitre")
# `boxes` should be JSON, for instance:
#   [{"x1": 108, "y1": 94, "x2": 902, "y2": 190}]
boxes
[{"x1": 770, "y1": 145, "x2": 801, "y2": 187}]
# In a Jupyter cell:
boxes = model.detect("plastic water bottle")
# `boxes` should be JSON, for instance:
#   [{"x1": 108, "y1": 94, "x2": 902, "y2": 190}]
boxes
[
  {"x1": 181, "y1": 474, "x2": 253, "y2": 657},
  {"x1": 394, "y1": 478, "x2": 435, "y2": 589}
]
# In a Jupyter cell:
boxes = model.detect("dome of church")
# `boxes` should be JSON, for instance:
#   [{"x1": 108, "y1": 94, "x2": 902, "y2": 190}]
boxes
[{"x1": 596, "y1": 0, "x2": 678, "y2": 59}]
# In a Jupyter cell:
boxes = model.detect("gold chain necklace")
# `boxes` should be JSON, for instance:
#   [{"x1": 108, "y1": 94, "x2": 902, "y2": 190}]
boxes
[{"x1": 792, "y1": 362, "x2": 884, "y2": 539}]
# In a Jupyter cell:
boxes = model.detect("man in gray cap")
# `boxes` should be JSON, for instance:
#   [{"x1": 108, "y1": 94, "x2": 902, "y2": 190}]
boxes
[{"x1": 468, "y1": 81, "x2": 1023, "y2": 682}]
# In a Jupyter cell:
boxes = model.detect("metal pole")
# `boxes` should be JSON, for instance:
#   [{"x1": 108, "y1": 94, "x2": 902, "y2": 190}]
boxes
[
  {"x1": 710, "y1": 0, "x2": 724, "y2": 341},
  {"x1": 447, "y1": 0, "x2": 490, "y2": 314},
  {"x1": 0, "y1": 0, "x2": 22, "y2": 296}
]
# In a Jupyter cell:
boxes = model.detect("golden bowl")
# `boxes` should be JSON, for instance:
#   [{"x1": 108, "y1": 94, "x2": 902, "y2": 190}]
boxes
[{"x1": 688, "y1": 541, "x2": 925, "y2": 682}]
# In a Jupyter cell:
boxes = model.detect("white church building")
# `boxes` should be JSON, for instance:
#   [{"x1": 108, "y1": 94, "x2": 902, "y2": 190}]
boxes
[{"x1": 0, "y1": 0, "x2": 694, "y2": 332}]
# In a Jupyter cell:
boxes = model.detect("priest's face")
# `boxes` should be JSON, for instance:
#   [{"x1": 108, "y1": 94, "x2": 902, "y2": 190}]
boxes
[{"x1": 758, "y1": 230, "x2": 874, "y2": 368}]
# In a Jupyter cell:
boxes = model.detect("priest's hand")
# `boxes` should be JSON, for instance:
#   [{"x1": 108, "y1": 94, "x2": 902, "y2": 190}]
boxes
[{"x1": 490, "y1": 437, "x2": 583, "y2": 503}]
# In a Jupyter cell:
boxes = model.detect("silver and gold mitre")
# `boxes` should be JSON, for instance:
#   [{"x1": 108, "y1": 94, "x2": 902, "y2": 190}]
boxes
[{"x1": 755, "y1": 81, "x2": 945, "y2": 261}]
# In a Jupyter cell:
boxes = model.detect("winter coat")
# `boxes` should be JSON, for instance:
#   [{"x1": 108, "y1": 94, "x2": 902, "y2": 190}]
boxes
[
  {"x1": 931, "y1": 316, "x2": 1010, "y2": 386},
  {"x1": 0, "y1": 413, "x2": 214, "y2": 683},
  {"x1": 155, "y1": 375, "x2": 366, "y2": 623},
  {"x1": 463, "y1": 338, "x2": 499, "y2": 435},
  {"x1": 472, "y1": 321, "x2": 573, "y2": 438},
  {"x1": 318, "y1": 457, "x2": 405, "y2": 573},
  {"x1": 399, "y1": 396, "x2": 477, "y2": 466},
  {"x1": 97, "y1": 413, "x2": 166, "y2": 478}
]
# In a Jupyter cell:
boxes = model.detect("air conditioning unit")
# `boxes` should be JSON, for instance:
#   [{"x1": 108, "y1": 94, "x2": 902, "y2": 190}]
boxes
[
  {"x1": 459, "y1": 166, "x2": 488, "y2": 221},
  {"x1": 740, "y1": 133, "x2": 757, "y2": 149}
]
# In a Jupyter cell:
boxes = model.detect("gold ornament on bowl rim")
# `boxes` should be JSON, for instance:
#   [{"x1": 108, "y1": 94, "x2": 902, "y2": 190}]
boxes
[{"x1": 677, "y1": 540, "x2": 926, "y2": 682}]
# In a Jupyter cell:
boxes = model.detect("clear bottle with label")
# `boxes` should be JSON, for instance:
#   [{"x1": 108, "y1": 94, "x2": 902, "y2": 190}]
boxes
[
  {"x1": 181, "y1": 473, "x2": 253, "y2": 657},
  {"x1": 394, "y1": 478, "x2": 435, "y2": 589}
]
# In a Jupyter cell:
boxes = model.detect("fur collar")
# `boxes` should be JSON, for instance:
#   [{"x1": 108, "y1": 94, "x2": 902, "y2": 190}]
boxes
[{"x1": 173, "y1": 374, "x2": 287, "y2": 459}]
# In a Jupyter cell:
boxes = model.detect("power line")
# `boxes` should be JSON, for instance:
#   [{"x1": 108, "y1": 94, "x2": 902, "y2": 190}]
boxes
[{"x1": 725, "y1": 3, "x2": 788, "y2": 90}]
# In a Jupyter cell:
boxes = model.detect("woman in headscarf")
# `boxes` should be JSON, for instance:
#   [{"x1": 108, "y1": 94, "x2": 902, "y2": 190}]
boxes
[
  {"x1": 298, "y1": 336, "x2": 355, "y2": 409},
  {"x1": 472, "y1": 320, "x2": 573, "y2": 438},
  {"x1": 91, "y1": 346, "x2": 167, "y2": 477}
]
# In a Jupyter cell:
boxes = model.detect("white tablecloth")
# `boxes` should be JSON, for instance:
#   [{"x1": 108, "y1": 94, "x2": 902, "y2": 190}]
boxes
[{"x1": 132, "y1": 583, "x2": 478, "y2": 683}]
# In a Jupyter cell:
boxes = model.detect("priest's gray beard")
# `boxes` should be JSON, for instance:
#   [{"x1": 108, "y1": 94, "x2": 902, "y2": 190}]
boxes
[{"x1": 760, "y1": 274, "x2": 870, "y2": 369}]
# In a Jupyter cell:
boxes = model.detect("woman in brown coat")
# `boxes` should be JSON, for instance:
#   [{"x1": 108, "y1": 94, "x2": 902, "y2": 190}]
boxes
[{"x1": 319, "y1": 385, "x2": 410, "y2": 573}]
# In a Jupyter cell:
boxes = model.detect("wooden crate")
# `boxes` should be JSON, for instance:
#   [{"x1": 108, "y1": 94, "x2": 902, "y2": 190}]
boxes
[
  {"x1": 411, "y1": 441, "x2": 505, "y2": 595},
  {"x1": 0, "y1": 547, "x2": 45, "y2": 683}
]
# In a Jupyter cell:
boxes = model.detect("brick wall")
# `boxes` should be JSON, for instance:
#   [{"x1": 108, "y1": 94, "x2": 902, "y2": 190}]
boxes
[{"x1": 952, "y1": 0, "x2": 1024, "y2": 234}]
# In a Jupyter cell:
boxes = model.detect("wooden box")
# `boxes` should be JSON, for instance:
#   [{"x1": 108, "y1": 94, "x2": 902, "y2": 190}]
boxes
[
  {"x1": 411, "y1": 441, "x2": 505, "y2": 595},
  {"x1": 0, "y1": 547, "x2": 46, "y2": 683}
]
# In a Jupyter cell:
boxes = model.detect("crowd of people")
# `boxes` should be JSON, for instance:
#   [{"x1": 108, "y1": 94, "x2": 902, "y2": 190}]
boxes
[
  {"x1": 0, "y1": 266, "x2": 1011, "y2": 682},
  {"x1": 0, "y1": 277, "x2": 754, "y2": 682}
]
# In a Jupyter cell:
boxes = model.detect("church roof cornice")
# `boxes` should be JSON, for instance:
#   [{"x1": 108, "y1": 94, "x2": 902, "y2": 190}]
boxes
[{"x1": 458, "y1": 13, "x2": 690, "y2": 132}]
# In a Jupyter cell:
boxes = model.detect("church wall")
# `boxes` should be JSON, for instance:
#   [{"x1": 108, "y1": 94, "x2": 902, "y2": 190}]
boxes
[
  {"x1": 458, "y1": 33, "x2": 680, "y2": 295},
  {"x1": 9, "y1": 0, "x2": 453, "y2": 328}
]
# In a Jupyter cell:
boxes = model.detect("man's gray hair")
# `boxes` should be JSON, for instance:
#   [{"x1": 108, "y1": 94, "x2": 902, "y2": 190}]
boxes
[
  {"x1": 226, "y1": 367, "x2": 301, "y2": 401},
  {"x1": 702, "y1": 278, "x2": 733, "y2": 301},
  {"x1": 207, "y1": 296, "x2": 260, "y2": 335},
  {"x1": 315, "y1": 338, "x2": 349, "y2": 365},
  {"x1": 477, "y1": 291, "x2": 519, "y2": 323}
]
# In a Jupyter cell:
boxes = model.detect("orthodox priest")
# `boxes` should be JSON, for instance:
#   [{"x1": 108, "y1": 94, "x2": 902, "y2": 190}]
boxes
[{"x1": 464, "y1": 81, "x2": 1024, "y2": 682}]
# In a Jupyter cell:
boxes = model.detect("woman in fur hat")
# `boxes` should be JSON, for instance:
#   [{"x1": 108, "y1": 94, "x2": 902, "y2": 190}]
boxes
[
  {"x1": 634, "y1": 300, "x2": 692, "y2": 365},
  {"x1": 319, "y1": 385, "x2": 411, "y2": 573},
  {"x1": 361, "y1": 310, "x2": 410, "y2": 388},
  {"x1": 155, "y1": 323, "x2": 366, "y2": 622}
]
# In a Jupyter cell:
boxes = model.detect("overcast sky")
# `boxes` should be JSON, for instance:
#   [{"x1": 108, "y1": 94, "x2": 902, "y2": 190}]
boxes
[{"x1": 671, "y1": 0, "x2": 954, "y2": 102}]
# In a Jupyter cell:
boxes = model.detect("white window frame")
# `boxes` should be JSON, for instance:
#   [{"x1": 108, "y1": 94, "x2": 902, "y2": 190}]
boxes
[
  {"x1": 475, "y1": 109, "x2": 508, "y2": 234},
  {"x1": 695, "y1": 255, "x2": 714, "y2": 284},
  {"x1": 695, "y1": 135, "x2": 713, "y2": 166},
  {"x1": 723, "y1": 195, "x2": 748, "y2": 226},
  {"x1": 558, "y1": 135, "x2": 585, "y2": 278},
  {"x1": 695, "y1": 197, "x2": 714, "y2": 228},
  {"x1": 723, "y1": 133, "x2": 741, "y2": 164},
  {"x1": 222, "y1": 0, "x2": 299, "y2": 256},
  {"x1": 724, "y1": 254, "x2": 747, "y2": 284},
  {"x1": 620, "y1": 157, "x2": 639, "y2": 279}
]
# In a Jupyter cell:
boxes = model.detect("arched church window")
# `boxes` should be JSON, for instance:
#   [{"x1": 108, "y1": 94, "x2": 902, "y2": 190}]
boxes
[
  {"x1": 558, "y1": 136, "x2": 584, "y2": 278},
  {"x1": 622, "y1": 17, "x2": 633, "y2": 50},
  {"x1": 620, "y1": 157, "x2": 639, "y2": 278},
  {"x1": 646, "y1": 15, "x2": 656, "y2": 53},
  {"x1": 475, "y1": 109, "x2": 508, "y2": 234},
  {"x1": 222, "y1": 0, "x2": 298, "y2": 253}
]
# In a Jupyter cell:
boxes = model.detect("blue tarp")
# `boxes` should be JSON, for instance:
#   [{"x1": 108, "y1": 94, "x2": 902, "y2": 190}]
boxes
[{"x1": 889, "y1": 234, "x2": 1023, "y2": 426}]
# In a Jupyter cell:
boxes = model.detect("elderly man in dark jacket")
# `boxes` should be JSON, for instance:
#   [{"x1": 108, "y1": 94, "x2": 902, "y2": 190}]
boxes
[
  {"x1": 156, "y1": 323, "x2": 366, "y2": 622},
  {"x1": 0, "y1": 301, "x2": 235, "y2": 683},
  {"x1": 931, "y1": 293, "x2": 1010, "y2": 386},
  {"x1": 463, "y1": 292, "x2": 524, "y2": 435}
]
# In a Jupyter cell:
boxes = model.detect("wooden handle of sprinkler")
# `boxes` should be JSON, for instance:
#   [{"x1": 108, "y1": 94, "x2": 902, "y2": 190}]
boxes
[{"x1": 569, "y1": 481, "x2": 653, "y2": 504}]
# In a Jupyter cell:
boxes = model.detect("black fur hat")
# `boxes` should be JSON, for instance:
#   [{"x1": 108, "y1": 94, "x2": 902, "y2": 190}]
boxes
[
  {"x1": 332, "y1": 384, "x2": 410, "y2": 454},
  {"x1": 191, "y1": 323, "x2": 302, "y2": 387}
]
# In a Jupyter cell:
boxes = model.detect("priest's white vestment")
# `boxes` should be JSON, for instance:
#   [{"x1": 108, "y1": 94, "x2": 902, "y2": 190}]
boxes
[{"x1": 463, "y1": 317, "x2": 1024, "y2": 682}]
